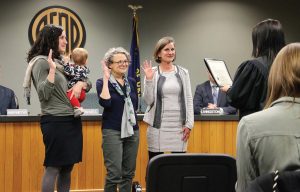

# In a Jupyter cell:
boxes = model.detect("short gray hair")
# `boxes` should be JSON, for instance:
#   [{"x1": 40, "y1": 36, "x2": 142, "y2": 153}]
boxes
[{"x1": 103, "y1": 47, "x2": 131, "y2": 66}]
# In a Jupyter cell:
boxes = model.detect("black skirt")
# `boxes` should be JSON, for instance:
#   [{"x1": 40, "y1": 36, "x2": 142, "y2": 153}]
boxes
[{"x1": 40, "y1": 115, "x2": 83, "y2": 166}]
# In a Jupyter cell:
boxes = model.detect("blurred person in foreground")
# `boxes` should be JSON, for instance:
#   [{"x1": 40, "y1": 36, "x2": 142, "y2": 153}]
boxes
[{"x1": 236, "y1": 42, "x2": 300, "y2": 191}]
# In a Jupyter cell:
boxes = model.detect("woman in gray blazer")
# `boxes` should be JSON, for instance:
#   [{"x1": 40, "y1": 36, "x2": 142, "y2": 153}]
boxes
[{"x1": 142, "y1": 36, "x2": 194, "y2": 161}]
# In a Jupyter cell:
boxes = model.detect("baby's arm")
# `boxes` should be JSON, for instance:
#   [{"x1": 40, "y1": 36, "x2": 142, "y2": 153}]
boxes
[
  {"x1": 63, "y1": 63, "x2": 76, "y2": 76},
  {"x1": 75, "y1": 65, "x2": 89, "y2": 80}
]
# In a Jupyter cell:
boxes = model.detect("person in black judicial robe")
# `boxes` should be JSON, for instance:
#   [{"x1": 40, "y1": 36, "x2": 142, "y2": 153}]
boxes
[
  {"x1": 193, "y1": 73, "x2": 236, "y2": 115},
  {"x1": 220, "y1": 18, "x2": 286, "y2": 120},
  {"x1": 224, "y1": 57, "x2": 270, "y2": 119},
  {"x1": 0, "y1": 85, "x2": 18, "y2": 115}
]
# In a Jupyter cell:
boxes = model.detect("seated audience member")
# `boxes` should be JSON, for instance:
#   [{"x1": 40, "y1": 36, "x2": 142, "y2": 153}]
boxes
[
  {"x1": 0, "y1": 85, "x2": 18, "y2": 115},
  {"x1": 193, "y1": 72, "x2": 236, "y2": 115},
  {"x1": 236, "y1": 43, "x2": 300, "y2": 192}
]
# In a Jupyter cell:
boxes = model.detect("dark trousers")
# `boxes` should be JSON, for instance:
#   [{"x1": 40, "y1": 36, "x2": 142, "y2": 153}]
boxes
[{"x1": 102, "y1": 129, "x2": 139, "y2": 192}]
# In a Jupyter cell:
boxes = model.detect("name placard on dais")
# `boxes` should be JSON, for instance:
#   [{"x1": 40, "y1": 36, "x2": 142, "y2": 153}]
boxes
[
  {"x1": 200, "y1": 108, "x2": 222, "y2": 116},
  {"x1": 7, "y1": 109, "x2": 29, "y2": 116}
]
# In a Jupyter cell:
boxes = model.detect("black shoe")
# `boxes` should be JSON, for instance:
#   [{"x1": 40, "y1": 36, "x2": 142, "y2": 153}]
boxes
[{"x1": 132, "y1": 181, "x2": 142, "y2": 192}]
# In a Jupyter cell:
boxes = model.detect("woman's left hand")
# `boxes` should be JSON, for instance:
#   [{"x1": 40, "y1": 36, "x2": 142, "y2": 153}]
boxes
[
  {"x1": 182, "y1": 127, "x2": 191, "y2": 142},
  {"x1": 68, "y1": 81, "x2": 86, "y2": 99}
]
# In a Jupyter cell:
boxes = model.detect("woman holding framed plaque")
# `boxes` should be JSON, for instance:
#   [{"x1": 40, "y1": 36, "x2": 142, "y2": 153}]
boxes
[{"x1": 220, "y1": 18, "x2": 286, "y2": 119}]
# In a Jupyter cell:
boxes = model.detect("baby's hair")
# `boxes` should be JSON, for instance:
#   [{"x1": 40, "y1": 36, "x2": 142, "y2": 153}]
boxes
[{"x1": 71, "y1": 48, "x2": 88, "y2": 65}]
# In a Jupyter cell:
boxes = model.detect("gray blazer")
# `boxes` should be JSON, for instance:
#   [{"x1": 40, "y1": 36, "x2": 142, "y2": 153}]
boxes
[
  {"x1": 142, "y1": 65, "x2": 194, "y2": 129},
  {"x1": 236, "y1": 97, "x2": 300, "y2": 192}
]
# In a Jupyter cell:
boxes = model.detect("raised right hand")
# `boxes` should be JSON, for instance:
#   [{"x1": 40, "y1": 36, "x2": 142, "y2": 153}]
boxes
[
  {"x1": 101, "y1": 60, "x2": 111, "y2": 80},
  {"x1": 142, "y1": 60, "x2": 154, "y2": 80},
  {"x1": 47, "y1": 49, "x2": 56, "y2": 70}
]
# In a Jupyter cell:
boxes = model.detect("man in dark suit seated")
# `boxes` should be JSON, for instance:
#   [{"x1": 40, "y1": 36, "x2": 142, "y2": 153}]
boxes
[
  {"x1": 0, "y1": 85, "x2": 18, "y2": 115},
  {"x1": 193, "y1": 72, "x2": 236, "y2": 115}
]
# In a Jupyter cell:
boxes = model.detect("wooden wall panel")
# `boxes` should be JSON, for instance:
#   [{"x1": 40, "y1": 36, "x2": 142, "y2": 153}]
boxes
[
  {"x1": 5, "y1": 123, "x2": 13, "y2": 192},
  {"x1": 30, "y1": 122, "x2": 44, "y2": 191},
  {"x1": 134, "y1": 122, "x2": 149, "y2": 188},
  {"x1": 0, "y1": 119, "x2": 237, "y2": 191},
  {"x1": 0, "y1": 122, "x2": 5, "y2": 192},
  {"x1": 200, "y1": 121, "x2": 210, "y2": 153},
  {"x1": 21, "y1": 122, "x2": 31, "y2": 191},
  {"x1": 13, "y1": 123, "x2": 22, "y2": 192},
  {"x1": 91, "y1": 121, "x2": 102, "y2": 189}
]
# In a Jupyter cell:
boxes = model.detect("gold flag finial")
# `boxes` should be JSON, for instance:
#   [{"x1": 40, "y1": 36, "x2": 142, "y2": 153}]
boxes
[{"x1": 128, "y1": 5, "x2": 143, "y2": 16}]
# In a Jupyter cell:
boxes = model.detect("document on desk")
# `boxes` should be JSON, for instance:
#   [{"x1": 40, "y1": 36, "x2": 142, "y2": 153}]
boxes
[{"x1": 204, "y1": 58, "x2": 233, "y2": 87}]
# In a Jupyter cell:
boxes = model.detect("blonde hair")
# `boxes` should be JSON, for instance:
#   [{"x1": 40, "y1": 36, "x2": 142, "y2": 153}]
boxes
[
  {"x1": 71, "y1": 48, "x2": 88, "y2": 65},
  {"x1": 265, "y1": 42, "x2": 300, "y2": 108}
]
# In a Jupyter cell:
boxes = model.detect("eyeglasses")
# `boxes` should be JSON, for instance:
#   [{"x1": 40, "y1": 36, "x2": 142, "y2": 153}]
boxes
[{"x1": 112, "y1": 60, "x2": 129, "y2": 65}]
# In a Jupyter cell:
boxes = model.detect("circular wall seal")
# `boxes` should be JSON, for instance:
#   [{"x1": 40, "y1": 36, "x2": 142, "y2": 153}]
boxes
[{"x1": 28, "y1": 5, "x2": 86, "y2": 54}]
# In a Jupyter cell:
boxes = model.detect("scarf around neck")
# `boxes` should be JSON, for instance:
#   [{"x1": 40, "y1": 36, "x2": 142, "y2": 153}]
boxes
[{"x1": 109, "y1": 75, "x2": 136, "y2": 138}]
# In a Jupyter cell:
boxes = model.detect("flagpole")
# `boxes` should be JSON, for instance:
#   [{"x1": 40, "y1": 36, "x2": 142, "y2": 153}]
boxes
[{"x1": 128, "y1": 4, "x2": 143, "y2": 113}]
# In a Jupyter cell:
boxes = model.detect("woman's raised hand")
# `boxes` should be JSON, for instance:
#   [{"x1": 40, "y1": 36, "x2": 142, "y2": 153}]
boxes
[
  {"x1": 142, "y1": 60, "x2": 154, "y2": 80},
  {"x1": 101, "y1": 60, "x2": 111, "y2": 80},
  {"x1": 47, "y1": 49, "x2": 56, "y2": 70}
]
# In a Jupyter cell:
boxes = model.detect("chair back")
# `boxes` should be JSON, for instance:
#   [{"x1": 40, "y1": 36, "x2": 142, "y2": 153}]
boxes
[{"x1": 146, "y1": 153, "x2": 237, "y2": 192}]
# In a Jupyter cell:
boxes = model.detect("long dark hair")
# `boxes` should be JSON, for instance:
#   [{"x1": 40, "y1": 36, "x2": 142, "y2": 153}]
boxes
[
  {"x1": 27, "y1": 24, "x2": 63, "y2": 63},
  {"x1": 252, "y1": 18, "x2": 286, "y2": 61}
]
